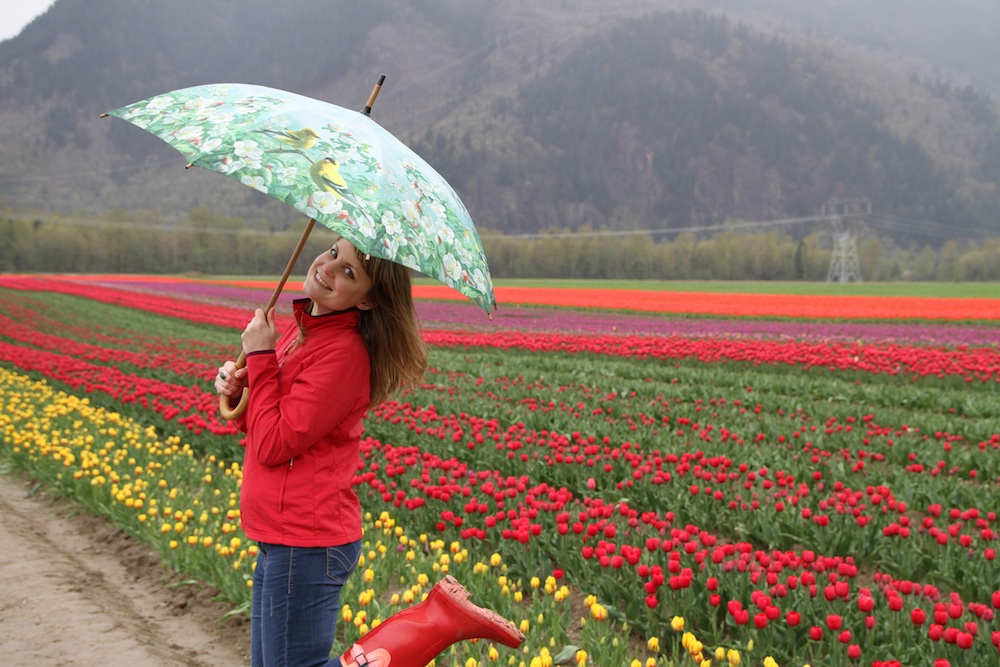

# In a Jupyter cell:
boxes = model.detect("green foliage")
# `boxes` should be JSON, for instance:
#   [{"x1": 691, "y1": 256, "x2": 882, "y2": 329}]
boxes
[{"x1": 8, "y1": 210, "x2": 1000, "y2": 282}]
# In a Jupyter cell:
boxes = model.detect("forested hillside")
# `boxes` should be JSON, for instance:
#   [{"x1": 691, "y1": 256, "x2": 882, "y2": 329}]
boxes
[
  {"x1": 1, "y1": 0, "x2": 998, "y2": 251},
  {"x1": 412, "y1": 12, "x2": 1000, "y2": 239}
]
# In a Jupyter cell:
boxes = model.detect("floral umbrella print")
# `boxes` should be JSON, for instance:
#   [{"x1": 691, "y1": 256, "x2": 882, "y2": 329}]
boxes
[{"x1": 105, "y1": 83, "x2": 495, "y2": 313}]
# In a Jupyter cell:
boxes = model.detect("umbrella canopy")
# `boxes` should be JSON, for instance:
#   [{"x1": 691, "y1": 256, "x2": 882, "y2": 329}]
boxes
[{"x1": 104, "y1": 82, "x2": 495, "y2": 313}]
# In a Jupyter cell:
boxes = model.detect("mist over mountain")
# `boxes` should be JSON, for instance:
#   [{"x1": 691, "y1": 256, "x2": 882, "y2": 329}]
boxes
[{"x1": 1, "y1": 0, "x2": 998, "y2": 247}]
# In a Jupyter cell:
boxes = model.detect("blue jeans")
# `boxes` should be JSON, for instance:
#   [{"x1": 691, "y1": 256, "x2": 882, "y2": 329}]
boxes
[{"x1": 250, "y1": 540, "x2": 361, "y2": 667}]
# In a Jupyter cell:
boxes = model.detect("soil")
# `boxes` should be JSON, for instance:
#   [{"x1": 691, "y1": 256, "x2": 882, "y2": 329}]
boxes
[{"x1": 0, "y1": 470, "x2": 252, "y2": 666}]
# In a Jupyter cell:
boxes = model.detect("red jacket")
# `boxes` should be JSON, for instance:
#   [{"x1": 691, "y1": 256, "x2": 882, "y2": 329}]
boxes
[{"x1": 235, "y1": 299, "x2": 370, "y2": 547}]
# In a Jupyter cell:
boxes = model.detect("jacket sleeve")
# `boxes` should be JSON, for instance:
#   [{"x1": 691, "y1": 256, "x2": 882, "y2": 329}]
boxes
[{"x1": 242, "y1": 341, "x2": 368, "y2": 467}]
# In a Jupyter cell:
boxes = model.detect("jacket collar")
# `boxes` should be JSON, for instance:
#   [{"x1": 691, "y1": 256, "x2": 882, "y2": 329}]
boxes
[{"x1": 292, "y1": 298, "x2": 362, "y2": 332}]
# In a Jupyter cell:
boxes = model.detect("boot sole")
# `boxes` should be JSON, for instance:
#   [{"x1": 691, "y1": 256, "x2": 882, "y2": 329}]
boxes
[{"x1": 436, "y1": 575, "x2": 526, "y2": 648}]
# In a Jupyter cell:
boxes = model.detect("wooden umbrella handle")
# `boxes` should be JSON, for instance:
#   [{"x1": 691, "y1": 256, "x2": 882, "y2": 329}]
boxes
[
  {"x1": 218, "y1": 351, "x2": 249, "y2": 420},
  {"x1": 218, "y1": 218, "x2": 317, "y2": 421}
]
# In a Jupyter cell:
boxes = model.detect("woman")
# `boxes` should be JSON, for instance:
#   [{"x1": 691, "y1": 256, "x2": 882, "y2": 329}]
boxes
[{"x1": 216, "y1": 237, "x2": 522, "y2": 667}]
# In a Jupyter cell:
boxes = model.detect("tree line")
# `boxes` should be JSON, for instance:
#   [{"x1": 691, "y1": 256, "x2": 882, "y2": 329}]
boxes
[{"x1": 3, "y1": 212, "x2": 999, "y2": 283}]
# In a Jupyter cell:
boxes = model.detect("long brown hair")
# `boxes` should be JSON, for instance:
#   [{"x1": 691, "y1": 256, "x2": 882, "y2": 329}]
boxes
[{"x1": 354, "y1": 249, "x2": 428, "y2": 406}]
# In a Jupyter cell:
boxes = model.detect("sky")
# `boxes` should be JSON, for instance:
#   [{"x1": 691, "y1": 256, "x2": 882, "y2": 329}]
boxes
[{"x1": 0, "y1": 0, "x2": 57, "y2": 42}]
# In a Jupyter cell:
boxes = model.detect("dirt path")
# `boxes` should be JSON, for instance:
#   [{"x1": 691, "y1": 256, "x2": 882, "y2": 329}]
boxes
[{"x1": 0, "y1": 470, "x2": 251, "y2": 666}]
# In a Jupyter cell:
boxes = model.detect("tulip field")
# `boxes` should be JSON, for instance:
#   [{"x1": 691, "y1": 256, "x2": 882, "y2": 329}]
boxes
[{"x1": 1, "y1": 274, "x2": 999, "y2": 667}]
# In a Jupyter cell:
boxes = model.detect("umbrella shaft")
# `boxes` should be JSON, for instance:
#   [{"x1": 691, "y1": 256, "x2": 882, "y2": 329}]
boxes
[{"x1": 238, "y1": 216, "x2": 317, "y2": 368}]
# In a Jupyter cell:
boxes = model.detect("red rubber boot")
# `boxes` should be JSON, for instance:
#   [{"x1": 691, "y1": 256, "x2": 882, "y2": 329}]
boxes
[{"x1": 338, "y1": 575, "x2": 524, "y2": 667}]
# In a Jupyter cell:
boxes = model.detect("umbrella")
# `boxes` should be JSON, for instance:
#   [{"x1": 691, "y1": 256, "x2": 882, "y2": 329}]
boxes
[{"x1": 103, "y1": 79, "x2": 495, "y2": 418}]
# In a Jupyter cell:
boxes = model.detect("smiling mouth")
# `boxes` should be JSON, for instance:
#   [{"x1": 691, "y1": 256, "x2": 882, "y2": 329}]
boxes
[{"x1": 314, "y1": 271, "x2": 332, "y2": 290}]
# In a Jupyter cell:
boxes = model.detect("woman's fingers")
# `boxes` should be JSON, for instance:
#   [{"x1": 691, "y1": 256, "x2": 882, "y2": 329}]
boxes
[{"x1": 214, "y1": 362, "x2": 245, "y2": 396}]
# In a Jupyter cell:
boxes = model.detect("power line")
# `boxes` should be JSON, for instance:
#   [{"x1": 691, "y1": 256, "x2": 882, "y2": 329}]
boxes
[
  {"x1": 866, "y1": 214, "x2": 989, "y2": 242},
  {"x1": 479, "y1": 213, "x2": 864, "y2": 240}
]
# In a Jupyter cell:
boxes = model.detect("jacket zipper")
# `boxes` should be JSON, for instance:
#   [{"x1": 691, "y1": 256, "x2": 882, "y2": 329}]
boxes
[{"x1": 278, "y1": 458, "x2": 293, "y2": 515}]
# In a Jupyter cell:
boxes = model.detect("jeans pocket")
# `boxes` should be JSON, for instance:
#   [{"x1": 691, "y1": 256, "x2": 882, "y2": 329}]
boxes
[
  {"x1": 326, "y1": 540, "x2": 361, "y2": 584},
  {"x1": 256, "y1": 542, "x2": 270, "y2": 570}
]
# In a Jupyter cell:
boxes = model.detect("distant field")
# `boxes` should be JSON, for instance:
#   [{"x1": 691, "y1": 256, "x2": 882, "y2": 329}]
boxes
[{"x1": 464, "y1": 279, "x2": 1000, "y2": 298}]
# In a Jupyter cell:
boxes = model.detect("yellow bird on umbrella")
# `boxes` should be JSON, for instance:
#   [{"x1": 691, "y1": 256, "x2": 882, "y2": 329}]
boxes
[
  {"x1": 255, "y1": 127, "x2": 320, "y2": 150},
  {"x1": 310, "y1": 157, "x2": 352, "y2": 200}
]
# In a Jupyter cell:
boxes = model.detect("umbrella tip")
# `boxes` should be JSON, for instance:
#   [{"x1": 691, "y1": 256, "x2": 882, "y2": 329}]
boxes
[
  {"x1": 99, "y1": 113, "x2": 109, "y2": 118},
  {"x1": 361, "y1": 74, "x2": 387, "y2": 116}
]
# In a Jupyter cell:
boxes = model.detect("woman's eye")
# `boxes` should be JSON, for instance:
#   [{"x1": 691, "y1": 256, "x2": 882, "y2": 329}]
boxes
[{"x1": 330, "y1": 246, "x2": 338, "y2": 258}]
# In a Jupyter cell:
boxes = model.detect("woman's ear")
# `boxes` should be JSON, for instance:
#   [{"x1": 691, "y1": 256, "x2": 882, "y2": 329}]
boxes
[{"x1": 357, "y1": 295, "x2": 373, "y2": 311}]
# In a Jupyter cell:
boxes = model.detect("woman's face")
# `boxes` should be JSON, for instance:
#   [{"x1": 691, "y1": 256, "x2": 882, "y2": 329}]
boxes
[{"x1": 303, "y1": 238, "x2": 373, "y2": 316}]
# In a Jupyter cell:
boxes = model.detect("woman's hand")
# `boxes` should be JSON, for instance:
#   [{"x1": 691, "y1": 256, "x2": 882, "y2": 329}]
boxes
[
  {"x1": 241, "y1": 307, "x2": 277, "y2": 354},
  {"x1": 215, "y1": 360, "x2": 247, "y2": 398}
]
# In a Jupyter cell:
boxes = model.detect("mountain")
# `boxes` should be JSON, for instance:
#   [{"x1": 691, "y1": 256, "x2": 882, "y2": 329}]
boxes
[{"x1": 1, "y1": 0, "x2": 999, "y2": 246}]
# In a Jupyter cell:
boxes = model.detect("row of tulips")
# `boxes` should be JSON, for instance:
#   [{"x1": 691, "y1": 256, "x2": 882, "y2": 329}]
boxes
[
  {"x1": 409, "y1": 285, "x2": 1000, "y2": 322},
  {"x1": 33, "y1": 275, "x2": 1000, "y2": 345},
  {"x1": 25, "y1": 274, "x2": 1000, "y2": 321},
  {"x1": 2, "y1": 278, "x2": 1000, "y2": 665},
  {"x1": 5, "y1": 278, "x2": 1000, "y2": 384}
]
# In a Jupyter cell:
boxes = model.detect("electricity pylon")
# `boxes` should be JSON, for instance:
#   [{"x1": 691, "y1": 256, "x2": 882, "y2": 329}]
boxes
[
  {"x1": 823, "y1": 198, "x2": 869, "y2": 284},
  {"x1": 827, "y1": 228, "x2": 863, "y2": 283}
]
